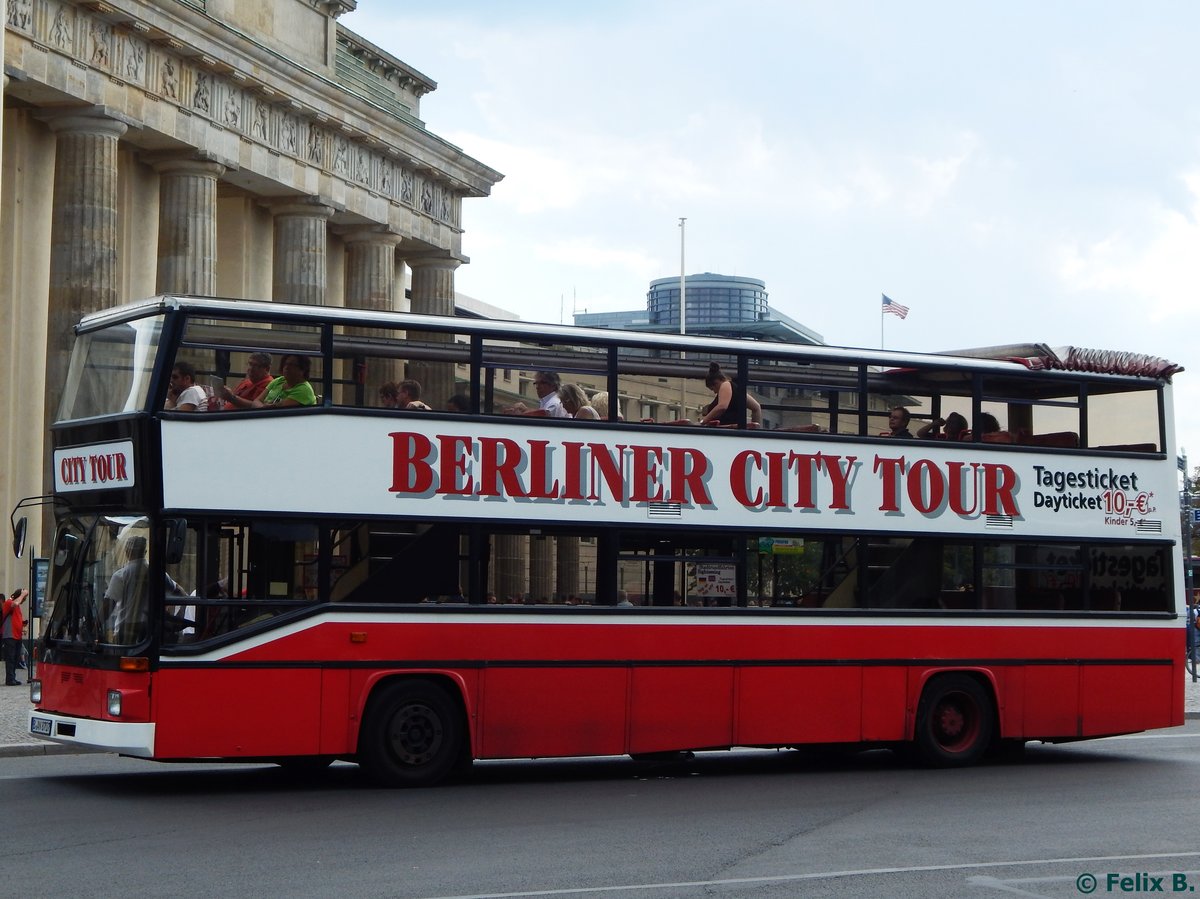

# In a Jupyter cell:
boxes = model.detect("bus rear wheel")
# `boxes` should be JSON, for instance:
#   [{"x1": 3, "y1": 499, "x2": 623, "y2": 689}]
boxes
[
  {"x1": 912, "y1": 674, "x2": 994, "y2": 767},
  {"x1": 359, "y1": 680, "x2": 466, "y2": 788}
]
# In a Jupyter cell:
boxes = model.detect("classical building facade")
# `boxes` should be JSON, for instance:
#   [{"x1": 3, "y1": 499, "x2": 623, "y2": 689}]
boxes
[{"x1": 1, "y1": 0, "x2": 502, "y2": 586}]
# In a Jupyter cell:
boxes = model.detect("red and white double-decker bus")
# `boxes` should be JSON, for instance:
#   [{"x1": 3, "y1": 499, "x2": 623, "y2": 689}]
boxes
[{"x1": 18, "y1": 296, "x2": 1185, "y2": 785}]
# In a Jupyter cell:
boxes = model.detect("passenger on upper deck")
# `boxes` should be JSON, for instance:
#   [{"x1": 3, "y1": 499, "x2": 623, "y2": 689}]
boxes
[
  {"x1": 590, "y1": 391, "x2": 621, "y2": 421},
  {"x1": 533, "y1": 371, "x2": 570, "y2": 418},
  {"x1": 917, "y1": 411, "x2": 967, "y2": 440},
  {"x1": 165, "y1": 362, "x2": 212, "y2": 412},
  {"x1": 977, "y1": 412, "x2": 1001, "y2": 434},
  {"x1": 255, "y1": 354, "x2": 316, "y2": 408},
  {"x1": 216, "y1": 353, "x2": 273, "y2": 411},
  {"x1": 880, "y1": 406, "x2": 913, "y2": 438},
  {"x1": 558, "y1": 384, "x2": 600, "y2": 419},
  {"x1": 446, "y1": 393, "x2": 471, "y2": 413},
  {"x1": 398, "y1": 379, "x2": 432, "y2": 411},
  {"x1": 699, "y1": 362, "x2": 762, "y2": 427},
  {"x1": 379, "y1": 382, "x2": 401, "y2": 409}
]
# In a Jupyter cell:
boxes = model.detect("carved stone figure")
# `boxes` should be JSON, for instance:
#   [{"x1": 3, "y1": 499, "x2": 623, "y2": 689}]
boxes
[
  {"x1": 161, "y1": 58, "x2": 179, "y2": 99},
  {"x1": 51, "y1": 7, "x2": 72, "y2": 49},
  {"x1": 90, "y1": 21, "x2": 111, "y2": 67},
  {"x1": 306, "y1": 125, "x2": 322, "y2": 164},
  {"x1": 194, "y1": 73, "x2": 211, "y2": 114},
  {"x1": 282, "y1": 117, "x2": 298, "y2": 154},
  {"x1": 224, "y1": 91, "x2": 241, "y2": 128},
  {"x1": 7, "y1": 0, "x2": 33, "y2": 31},
  {"x1": 252, "y1": 102, "x2": 268, "y2": 139},
  {"x1": 125, "y1": 39, "x2": 145, "y2": 81}
]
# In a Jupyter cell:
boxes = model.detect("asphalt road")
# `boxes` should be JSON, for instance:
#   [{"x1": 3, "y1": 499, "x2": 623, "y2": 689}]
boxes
[{"x1": 4, "y1": 725, "x2": 1200, "y2": 899}]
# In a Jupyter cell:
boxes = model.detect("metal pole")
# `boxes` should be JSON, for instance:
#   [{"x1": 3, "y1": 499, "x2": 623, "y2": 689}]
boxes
[
  {"x1": 678, "y1": 217, "x2": 686, "y2": 417},
  {"x1": 1181, "y1": 450, "x2": 1196, "y2": 681},
  {"x1": 26, "y1": 545, "x2": 35, "y2": 681}
]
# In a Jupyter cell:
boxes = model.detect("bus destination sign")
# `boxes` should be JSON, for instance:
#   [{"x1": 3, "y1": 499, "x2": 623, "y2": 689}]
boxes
[{"x1": 53, "y1": 440, "x2": 135, "y2": 493}]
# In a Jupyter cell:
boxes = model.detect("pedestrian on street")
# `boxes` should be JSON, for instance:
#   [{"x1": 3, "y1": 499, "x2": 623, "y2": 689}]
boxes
[{"x1": 2, "y1": 588, "x2": 28, "y2": 686}]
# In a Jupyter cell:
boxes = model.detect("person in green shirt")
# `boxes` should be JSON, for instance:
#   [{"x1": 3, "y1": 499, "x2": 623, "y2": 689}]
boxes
[{"x1": 255, "y1": 354, "x2": 317, "y2": 408}]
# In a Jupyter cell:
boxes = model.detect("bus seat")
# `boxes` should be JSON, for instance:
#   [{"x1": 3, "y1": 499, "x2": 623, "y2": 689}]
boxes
[
  {"x1": 780, "y1": 424, "x2": 824, "y2": 433},
  {"x1": 981, "y1": 431, "x2": 1016, "y2": 443},
  {"x1": 1021, "y1": 431, "x2": 1079, "y2": 448}
]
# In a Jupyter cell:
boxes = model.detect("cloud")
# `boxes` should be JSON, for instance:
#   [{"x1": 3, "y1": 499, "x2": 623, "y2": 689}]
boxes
[
  {"x1": 1057, "y1": 170, "x2": 1200, "y2": 320},
  {"x1": 533, "y1": 238, "x2": 661, "y2": 277}
]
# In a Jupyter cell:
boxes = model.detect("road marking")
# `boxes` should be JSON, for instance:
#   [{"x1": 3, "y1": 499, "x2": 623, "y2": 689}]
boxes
[{"x1": 418, "y1": 851, "x2": 1200, "y2": 899}]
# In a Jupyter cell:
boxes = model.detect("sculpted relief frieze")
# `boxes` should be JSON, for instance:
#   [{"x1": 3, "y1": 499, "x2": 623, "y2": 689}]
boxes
[
  {"x1": 6, "y1": 1, "x2": 462, "y2": 228},
  {"x1": 6, "y1": 0, "x2": 34, "y2": 33}
]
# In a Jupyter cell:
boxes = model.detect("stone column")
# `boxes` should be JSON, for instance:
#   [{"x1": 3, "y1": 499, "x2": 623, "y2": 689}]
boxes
[
  {"x1": 528, "y1": 536, "x2": 555, "y2": 603},
  {"x1": 267, "y1": 197, "x2": 334, "y2": 305},
  {"x1": 42, "y1": 111, "x2": 128, "y2": 433},
  {"x1": 344, "y1": 227, "x2": 403, "y2": 311},
  {"x1": 343, "y1": 226, "x2": 404, "y2": 403},
  {"x1": 406, "y1": 254, "x2": 461, "y2": 408},
  {"x1": 492, "y1": 534, "x2": 528, "y2": 602},
  {"x1": 151, "y1": 155, "x2": 226, "y2": 295},
  {"x1": 556, "y1": 537, "x2": 580, "y2": 600}
]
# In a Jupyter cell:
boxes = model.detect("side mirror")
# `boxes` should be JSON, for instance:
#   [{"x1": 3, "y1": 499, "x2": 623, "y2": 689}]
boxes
[
  {"x1": 11, "y1": 517, "x2": 27, "y2": 560},
  {"x1": 163, "y1": 518, "x2": 188, "y2": 565}
]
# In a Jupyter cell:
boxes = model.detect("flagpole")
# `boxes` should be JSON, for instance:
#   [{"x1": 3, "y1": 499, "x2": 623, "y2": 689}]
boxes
[
  {"x1": 679, "y1": 217, "x2": 687, "y2": 419},
  {"x1": 881, "y1": 294, "x2": 885, "y2": 350}
]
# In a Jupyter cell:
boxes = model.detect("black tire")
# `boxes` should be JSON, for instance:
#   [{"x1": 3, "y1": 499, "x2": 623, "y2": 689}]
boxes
[
  {"x1": 358, "y1": 680, "x2": 466, "y2": 788},
  {"x1": 912, "y1": 674, "x2": 995, "y2": 767}
]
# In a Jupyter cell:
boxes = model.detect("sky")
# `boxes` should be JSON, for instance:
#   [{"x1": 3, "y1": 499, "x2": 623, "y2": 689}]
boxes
[{"x1": 341, "y1": 1, "x2": 1200, "y2": 473}]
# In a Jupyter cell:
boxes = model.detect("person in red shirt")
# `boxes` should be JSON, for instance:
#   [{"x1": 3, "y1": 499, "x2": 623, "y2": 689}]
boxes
[
  {"x1": 215, "y1": 353, "x2": 273, "y2": 410},
  {"x1": 2, "y1": 588, "x2": 27, "y2": 686}
]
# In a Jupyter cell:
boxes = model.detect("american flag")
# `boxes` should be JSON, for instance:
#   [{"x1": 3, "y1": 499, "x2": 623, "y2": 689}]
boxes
[{"x1": 882, "y1": 294, "x2": 909, "y2": 319}]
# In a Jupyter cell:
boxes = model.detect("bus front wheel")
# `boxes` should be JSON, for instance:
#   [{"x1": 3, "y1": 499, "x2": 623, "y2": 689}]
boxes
[
  {"x1": 912, "y1": 674, "x2": 994, "y2": 767},
  {"x1": 359, "y1": 680, "x2": 466, "y2": 787}
]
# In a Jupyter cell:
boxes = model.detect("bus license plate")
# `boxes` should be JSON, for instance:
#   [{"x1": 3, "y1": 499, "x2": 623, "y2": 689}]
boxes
[{"x1": 30, "y1": 717, "x2": 52, "y2": 736}]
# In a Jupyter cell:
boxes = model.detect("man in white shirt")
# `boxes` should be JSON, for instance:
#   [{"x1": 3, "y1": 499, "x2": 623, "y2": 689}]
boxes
[
  {"x1": 165, "y1": 361, "x2": 212, "y2": 411},
  {"x1": 533, "y1": 371, "x2": 570, "y2": 418}
]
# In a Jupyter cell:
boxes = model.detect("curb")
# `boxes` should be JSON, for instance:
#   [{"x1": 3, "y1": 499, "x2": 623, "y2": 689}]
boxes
[
  {"x1": 0, "y1": 742, "x2": 103, "y2": 758},
  {"x1": 1, "y1": 717, "x2": 1197, "y2": 758}
]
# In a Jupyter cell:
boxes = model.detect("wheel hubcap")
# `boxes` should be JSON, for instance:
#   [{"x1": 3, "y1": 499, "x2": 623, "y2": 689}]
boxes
[
  {"x1": 932, "y1": 694, "x2": 978, "y2": 753},
  {"x1": 387, "y1": 702, "x2": 444, "y2": 766}
]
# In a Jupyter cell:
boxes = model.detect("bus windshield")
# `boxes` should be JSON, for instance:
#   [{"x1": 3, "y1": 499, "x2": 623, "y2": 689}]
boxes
[
  {"x1": 59, "y1": 313, "x2": 165, "y2": 420},
  {"x1": 44, "y1": 515, "x2": 165, "y2": 649}
]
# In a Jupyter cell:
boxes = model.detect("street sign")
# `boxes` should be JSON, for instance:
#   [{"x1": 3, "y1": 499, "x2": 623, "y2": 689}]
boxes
[{"x1": 1192, "y1": 509, "x2": 1200, "y2": 526}]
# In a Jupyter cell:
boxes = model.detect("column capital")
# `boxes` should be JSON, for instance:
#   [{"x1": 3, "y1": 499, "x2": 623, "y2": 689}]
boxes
[
  {"x1": 37, "y1": 108, "x2": 129, "y2": 140},
  {"x1": 262, "y1": 196, "x2": 337, "y2": 219},
  {"x1": 143, "y1": 151, "x2": 227, "y2": 179},
  {"x1": 405, "y1": 253, "x2": 463, "y2": 272},
  {"x1": 338, "y1": 224, "x2": 403, "y2": 248}
]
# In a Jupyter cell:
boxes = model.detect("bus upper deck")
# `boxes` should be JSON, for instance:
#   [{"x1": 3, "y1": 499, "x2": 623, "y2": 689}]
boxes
[{"x1": 59, "y1": 294, "x2": 1178, "y2": 455}]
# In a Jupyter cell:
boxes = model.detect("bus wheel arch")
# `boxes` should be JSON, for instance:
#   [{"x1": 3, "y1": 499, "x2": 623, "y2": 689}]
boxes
[
  {"x1": 357, "y1": 676, "x2": 471, "y2": 787},
  {"x1": 910, "y1": 671, "x2": 996, "y2": 767}
]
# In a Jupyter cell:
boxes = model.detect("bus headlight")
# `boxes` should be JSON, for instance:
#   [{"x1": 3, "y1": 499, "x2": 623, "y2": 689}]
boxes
[
  {"x1": 107, "y1": 690, "x2": 122, "y2": 717},
  {"x1": 30, "y1": 680, "x2": 41, "y2": 704}
]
